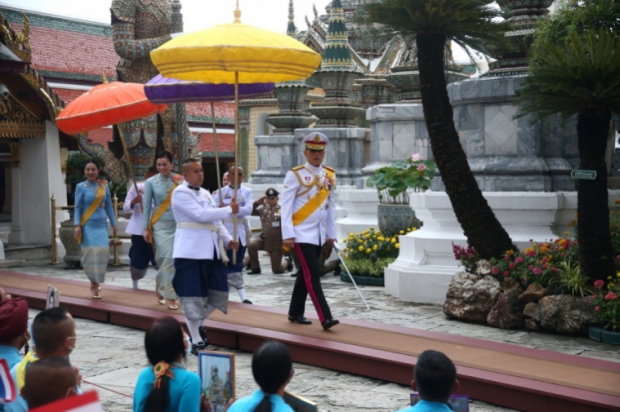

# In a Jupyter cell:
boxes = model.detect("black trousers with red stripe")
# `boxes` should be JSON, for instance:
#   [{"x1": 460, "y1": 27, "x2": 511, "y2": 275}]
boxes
[{"x1": 288, "y1": 242, "x2": 333, "y2": 323}]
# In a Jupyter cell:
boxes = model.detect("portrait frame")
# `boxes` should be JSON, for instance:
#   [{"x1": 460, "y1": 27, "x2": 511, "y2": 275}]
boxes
[
  {"x1": 283, "y1": 391, "x2": 319, "y2": 412},
  {"x1": 198, "y1": 351, "x2": 235, "y2": 412},
  {"x1": 45, "y1": 285, "x2": 60, "y2": 309}
]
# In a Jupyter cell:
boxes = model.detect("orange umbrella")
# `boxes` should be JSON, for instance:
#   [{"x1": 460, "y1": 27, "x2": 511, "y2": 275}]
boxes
[{"x1": 56, "y1": 80, "x2": 167, "y2": 192}]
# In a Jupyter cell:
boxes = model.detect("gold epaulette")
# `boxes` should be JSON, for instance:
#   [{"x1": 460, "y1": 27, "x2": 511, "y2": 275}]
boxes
[
  {"x1": 323, "y1": 165, "x2": 335, "y2": 172},
  {"x1": 291, "y1": 165, "x2": 304, "y2": 171}
]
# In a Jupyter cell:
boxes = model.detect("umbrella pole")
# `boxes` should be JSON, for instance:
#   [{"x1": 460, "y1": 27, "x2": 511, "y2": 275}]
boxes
[
  {"x1": 211, "y1": 101, "x2": 223, "y2": 206},
  {"x1": 232, "y1": 71, "x2": 239, "y2": 265}
]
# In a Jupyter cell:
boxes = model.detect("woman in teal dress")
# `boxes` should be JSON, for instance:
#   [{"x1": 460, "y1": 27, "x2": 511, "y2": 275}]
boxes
[
  {"x1": 143, "y1": 151, "x2": 182, "y2": 310},
  {"x1": 73, "y1": 160, "x2": 117, "y2": 299}
]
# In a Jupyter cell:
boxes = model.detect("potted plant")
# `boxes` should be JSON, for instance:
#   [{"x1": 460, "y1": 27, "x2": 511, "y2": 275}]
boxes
[
  {"x1": 590, "y1": 279, "x2": 620, "y2": 345},
  {"x1": 366, "y1": 153, "x2": 436, "y2": 236},
  {"x1": 341, "y1": 227, "x2": 418, "y2": 286},
  {"x1": 59, "y1": 152, "x2": 105, "y2": 267}
]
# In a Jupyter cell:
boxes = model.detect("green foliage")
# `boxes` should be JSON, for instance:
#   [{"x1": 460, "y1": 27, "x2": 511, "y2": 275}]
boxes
[
  {"x1": 551, "y1": 261, "x2": 590, "y2": 297},
  {"x1": 366, "y1": 154, "x2": 436, "y2": 204},
  {"x1": 108, "y1": 182, "x2": 127, "y2": 202},
  {"x1": 341, "y1": 227, "x2": 418, "y2": 277},
  {"x1": 65, "y1": 151, "x2": 105, "y2": 185},
  {"x1": 516, "y1": 29, "x2": 620, "y2": 122},
  {"x1": 593, "y1": 279, "x2": 620, "y2": 331},
  {"x1": 342, "y1": 257, "x2": 397, "y2": 278},
  {"x1": 358, "y1": 0, "x2": 510, "y2": 61}
]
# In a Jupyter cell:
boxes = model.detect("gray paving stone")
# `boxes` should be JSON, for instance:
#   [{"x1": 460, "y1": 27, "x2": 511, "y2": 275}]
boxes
[{"x1": 12, "y1": 258, "x2": 618, "y2": 411}]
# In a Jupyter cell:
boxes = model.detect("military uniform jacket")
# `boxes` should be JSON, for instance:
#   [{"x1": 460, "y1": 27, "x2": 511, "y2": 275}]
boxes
[
  {"x1": 280, "y1": 162, "x2": 336, "y2": 246},
  {"x1": 252, "y1": 201, "x2": 283, "y2": 253},
  {"x1": 171, "y1": 182, "x2": 233, "y2": 260},
  {"x1": 212, "y1": 185, "x2": 253, "y2": 246}
]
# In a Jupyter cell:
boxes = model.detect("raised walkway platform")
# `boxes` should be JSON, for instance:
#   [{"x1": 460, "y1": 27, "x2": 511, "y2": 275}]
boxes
[{"x1": 2, "y1": 270, "x2": 619, "y2": 412}]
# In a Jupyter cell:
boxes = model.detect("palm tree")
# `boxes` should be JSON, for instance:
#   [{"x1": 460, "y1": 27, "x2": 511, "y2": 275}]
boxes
[
  {"x1": 360, "y1": 0, "x2": 516, "y2": 259},
  {"x1": 516, "y1": 29, "x2": 620, "y2": 281}
]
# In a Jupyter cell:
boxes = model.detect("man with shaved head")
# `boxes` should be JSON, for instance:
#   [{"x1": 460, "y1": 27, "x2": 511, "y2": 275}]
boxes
[
  {"x1": 21, "y1": 357, "x2": 77, "y2": 409},
  {"x1": 172, "y1": 159, "x2": 239, "y2": 354}
]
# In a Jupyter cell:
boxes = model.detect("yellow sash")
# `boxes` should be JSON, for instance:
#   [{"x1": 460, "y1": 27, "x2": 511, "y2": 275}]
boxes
[
  {"x1": 15, "y1": 351, "x2": 38, "y2": 392},
  {"x1": 77, "y1": 184, "x2": 105, "y2": 244},
  {"x1": 292, "y1": 168, "x2": 334, "y2": 226},
  {"x1": 149, "y1": 183, "x2": 179, "y2": 230}
]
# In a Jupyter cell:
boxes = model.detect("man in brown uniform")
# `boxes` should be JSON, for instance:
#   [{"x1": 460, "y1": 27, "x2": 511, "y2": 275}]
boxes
[{"x1": 247, "y1": 188, "x2": 294, "y2": 275}]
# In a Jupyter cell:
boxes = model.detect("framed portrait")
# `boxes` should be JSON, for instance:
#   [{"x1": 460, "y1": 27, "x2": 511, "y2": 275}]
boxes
[
  {"x1": 199, "y1": 351, "x2": 235, "y2": 412},
  {"x1": 283, "y1": 391, "x2": 318, "y2": 412},
  {"x1": 46, "y1": 285, "x2": 60, "y2": 309},
  {"x1": 411, "y1": 393, "x2": 469, "y2": 412}
]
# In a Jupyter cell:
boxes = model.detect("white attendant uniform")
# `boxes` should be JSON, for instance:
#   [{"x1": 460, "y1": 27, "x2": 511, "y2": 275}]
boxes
[
  {"x1": 123, "y1": 182, "x2": 156, "y2": 281},
  {"x1": 171, "y1": 181, "x2": 234, "y2": 318}
]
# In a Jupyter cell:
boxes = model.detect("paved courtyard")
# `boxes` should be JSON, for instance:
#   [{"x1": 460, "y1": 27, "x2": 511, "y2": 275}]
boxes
[{"x1": 11, "y1": 255, "x2": 619, "y2": 412}]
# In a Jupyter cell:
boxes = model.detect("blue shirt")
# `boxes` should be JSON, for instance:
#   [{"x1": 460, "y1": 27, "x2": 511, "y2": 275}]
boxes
[
  {"x1": 399, "y1": 400, "x2": 455, "y2": 412},
  {"x1": 0, "y1": 345, "x2": 22, "y2": 370},
  {"x1": 228, "y1": 390, "x2": 294, "y2": 412},
  {"x1": 73, "y1": 181, "x2": 117, "y2": 226},
  {"x1": 143, "y1": 173, "x2": 180, "y2": 229},
  {"x1": 133, "y1": 365, "x2": 201, "y2": 412}
]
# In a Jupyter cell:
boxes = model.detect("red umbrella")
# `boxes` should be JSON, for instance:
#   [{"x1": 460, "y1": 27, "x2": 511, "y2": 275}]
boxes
[{"x1": 56, "y1": 80, "x2": 167, "y2": 191}]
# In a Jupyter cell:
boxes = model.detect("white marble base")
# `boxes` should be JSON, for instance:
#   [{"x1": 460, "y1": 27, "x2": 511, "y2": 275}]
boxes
[{"x1": 385, "y1": 191, "x2": 620, "y2": 305}]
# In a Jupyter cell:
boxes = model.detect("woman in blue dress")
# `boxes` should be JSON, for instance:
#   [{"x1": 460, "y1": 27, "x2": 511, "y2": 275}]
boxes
[
  {"x1": 143, "y1": 151, "x2": 182, "y2": 310},
  {"x1": 73, "y1": 160, "x2": 117, "y2": 299},
  {"x1": 133, "y1": 317, "x2": 200, "y2": 412},
  {"x1": 227, "y1": 341, "x2": 295, "y2": 412}
]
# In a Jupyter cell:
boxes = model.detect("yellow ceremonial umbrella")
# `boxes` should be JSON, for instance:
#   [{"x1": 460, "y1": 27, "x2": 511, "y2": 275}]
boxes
[{"x1": 150, "y1": 0, "x2": 321, "y2": 263}]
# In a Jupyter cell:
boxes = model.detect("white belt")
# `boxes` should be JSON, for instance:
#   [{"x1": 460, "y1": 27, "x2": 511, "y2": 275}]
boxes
[
  {"x1": 176, "y1": 222, "x2": 220, "y2": 232},
  {"x1": 222, "y1": 218, "x2": 248, "y2": 224}
]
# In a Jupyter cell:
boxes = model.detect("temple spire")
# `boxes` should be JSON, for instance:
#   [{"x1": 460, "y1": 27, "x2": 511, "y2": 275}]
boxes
[
  {"x1": 233, "y1": 0, "x2": 241, "y2": 23},
  {"x1": 321, "y1": 0, "x2": 353, "y2": 71},
  {"x1": 287, "y1": 0, "x2": 297, "y2": 37}
]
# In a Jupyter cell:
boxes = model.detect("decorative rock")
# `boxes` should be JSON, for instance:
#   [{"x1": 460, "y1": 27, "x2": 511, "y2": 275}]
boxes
[
  {"x1": 443, "y1": 272, "x2": 501, "y2": 323},
  {"x1": 487, "y1": 286, "x2": 525, "y2": 329},
  {"x1": 524, "y1": 319, "x2": 539, "y2": 331},
  {"x1": 475, "y1": 260, "x2": 491, "y2": 277},
  {"x1": 519, "y1": 284, "x2": 547, "y2": 303},
  {"x1": 523, "y1": 302, "x2": 541, "y2": 322},
  {"x1": 501, "y1": 277, "x2": 519, "y2": 291},
  {"x1": 539, "y1": 295, "x2": 599, "y2": 335}
]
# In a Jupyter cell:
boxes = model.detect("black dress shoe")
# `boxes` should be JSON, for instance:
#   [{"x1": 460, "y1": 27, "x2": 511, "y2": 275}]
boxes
[
  {"x1": 334, "y1": 262, "x2": 342, "y2": 276},
  {"x1": 245, "y1": 264, "x2": 252, "y2": 270},
  {"x1": 191, "y1": 341, "x2": 207, "y2": 356},
  {"x1": 248, "y1": 268, "x2": 261, "y2": 275},
  {"x1": 198, "y1": 326, "x2": 208, "y2": 343},
  {"x1": 288, "y1": 315, "x2": 312, "y2": 325},
  {"x1": 284, "y1": 255, "x2": 294, "y2": 273},
  {"x1": 243, "y1": 299, "x2": 253, "y2": 304},
  {"x1": 290, "y1": 272, "x2": 299, "y2": 278},
  {"x1": 321, "y1": 318, "x2": 340, "y2": 330}
]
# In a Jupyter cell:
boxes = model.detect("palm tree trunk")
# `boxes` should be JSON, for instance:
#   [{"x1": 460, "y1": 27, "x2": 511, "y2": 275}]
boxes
[
  {"x1": 416, "y1": 33, "x2": 516, "y2": 259},
  {"x1": 577, "y1": 107, "x2": 614, "y2": 281}
]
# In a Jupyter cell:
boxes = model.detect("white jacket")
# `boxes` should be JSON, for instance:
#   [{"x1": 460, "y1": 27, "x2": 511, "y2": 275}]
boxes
[
  {"x1": 212, "y1": 184, "x2": 253, "y2": 246},
  {"x1": 171, "y1": 182, "x2": 233, "y2": 260},
  {"x1": 123, "y1": 182, "x2": 146, "y2": 236},
  {"x1": 280, "y1": 162, "x2": 336, "y2": 246}
]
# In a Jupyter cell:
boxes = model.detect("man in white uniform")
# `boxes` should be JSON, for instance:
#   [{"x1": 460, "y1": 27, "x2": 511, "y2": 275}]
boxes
[
  {"x1": 122, "y1": 166, "x2": 157, "y2": 289},
  {"x1": 281, "y1": 132, "x2": 339, "y2": 330},
  {"x1": 213, "y1": 165, "x2": 253, "y2": 304},
  {"x1": 171, "y1": 159, "x2": 239, "y2": 354}
]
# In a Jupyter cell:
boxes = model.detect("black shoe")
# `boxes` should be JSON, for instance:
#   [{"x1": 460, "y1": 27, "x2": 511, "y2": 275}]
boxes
[
  {"x1": 334, "y1": 262, "x2": 342, "y2": 276},
  {"x1": 288, "y1": 315, "x2": 312, "y2": 325},
  {"x1": 290, "y1": 272, "x2": 299, "y2": 278},
  {"x1": 198, "y1": 326, "x2": 208, "y2": 343},
  {"x1": 191, "y1": 341, "x2": 207, "y2": 356},
  {"x1": 248, "y1": 268, "x2": 261, "y2": 275},
  {"x1": 245, "y1": 264, "x2": 252, "y2": 271},
  {"x1": 284, "y1": 255, "x2": 294, "y2": 273},
  {"x1": 321, "y1": 319, "x2": 340, "y2": 330},
  {"x1": 243, "y1": 299, "x2": 253, "y2": 304}
]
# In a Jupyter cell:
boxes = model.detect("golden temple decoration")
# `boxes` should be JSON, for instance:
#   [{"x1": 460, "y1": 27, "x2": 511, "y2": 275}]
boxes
[
  {"x1": 7, "y1": 141, "x2": 20, "y2": 168},
  {"x1": 0, "y1": 94, "x2": 46, "y2": 139},
  {"x1": 0, "y1": 12, "x2": 32, "y2": 62}
]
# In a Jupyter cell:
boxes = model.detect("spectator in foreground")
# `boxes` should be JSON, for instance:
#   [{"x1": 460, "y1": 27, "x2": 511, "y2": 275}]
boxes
[
  {"x1": 0, "y1": 297, "x2": 29, "y2": 370},
  {"x1": 133, "y1": 317, "x2": 201, "y2": 412},
  {"x1": 227, "y1": 340, "x2": 294, "y2": 412},
  {"x1": 7, "y1": 307, "x2": 80, "y2": 412},
  {"x1": 21, "y1": 357, "x2": 77, "y2": 409},
  {"x1": 399, "y1": 350, "x2": 460, "y2": 412}
]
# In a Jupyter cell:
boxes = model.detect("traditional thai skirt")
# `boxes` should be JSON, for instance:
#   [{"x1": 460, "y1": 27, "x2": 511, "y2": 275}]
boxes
[
  {"x1": 224, "y1": 244, "x2": 247, "y2": 290},
  {"x1": 173, "y1": 257, "x2": 229, "y2": 320},
  {"x1": 129, "y1": 235, "x2": 155, "y2": 281},
  {"x1": 153, "y1": 220, "x2": 177, "y2": 300},
  {"x1": 80, "y1": 218, "x2": 110, "y2": 284}
]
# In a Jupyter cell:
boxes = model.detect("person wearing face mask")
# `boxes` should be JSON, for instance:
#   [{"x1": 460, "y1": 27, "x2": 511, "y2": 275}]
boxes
[
  {"x1": 21, "y1": 357, "x2": 78, "y2": 409},
  {"x1": 0, "y1": 297, "x2": 30, "y2": 412},
  {"x1": 133, "y1": 317, "x2": 200, "y2": 412},
  {"x1": 6, "y1": 307, "x2": 81, "y2": 412}
]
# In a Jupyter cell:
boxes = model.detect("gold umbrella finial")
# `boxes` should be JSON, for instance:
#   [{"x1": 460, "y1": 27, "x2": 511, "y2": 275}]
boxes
[
  {"x1": 233, "y1": 0, "x2": 241, "y2": 23},
  {"x1": 102, "y1": 72, "x2": 108, "y2": 84}
]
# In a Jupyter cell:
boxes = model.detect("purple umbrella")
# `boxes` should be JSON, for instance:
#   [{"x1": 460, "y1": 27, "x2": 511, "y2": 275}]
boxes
[{"x1": 145, "y1": 74, "x2": 274, "y2": 104}]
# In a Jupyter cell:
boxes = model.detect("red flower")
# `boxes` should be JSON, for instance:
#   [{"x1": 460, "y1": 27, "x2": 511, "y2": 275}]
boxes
[
  {"x1": 595, "y1": 306, "x2": 600, "y2": 312},
  {"x1": 503, "y1": 271, "x2": 509, "y2": 277},
  {"x1": 492, "y1": 266, "x2": 499, "y2": 275},
  {"x1": 604, "y1": 292, "x2": 618, "y2": 301},
  {"x1": 509, "y1": 262, "x2": 515, "y2": 270},
  {"x1": 515, "y1": 257, "x2": 523, "y2": 264},
  {"x1": 594, "y1": 280, "x2": 605, "y2": 289}
]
